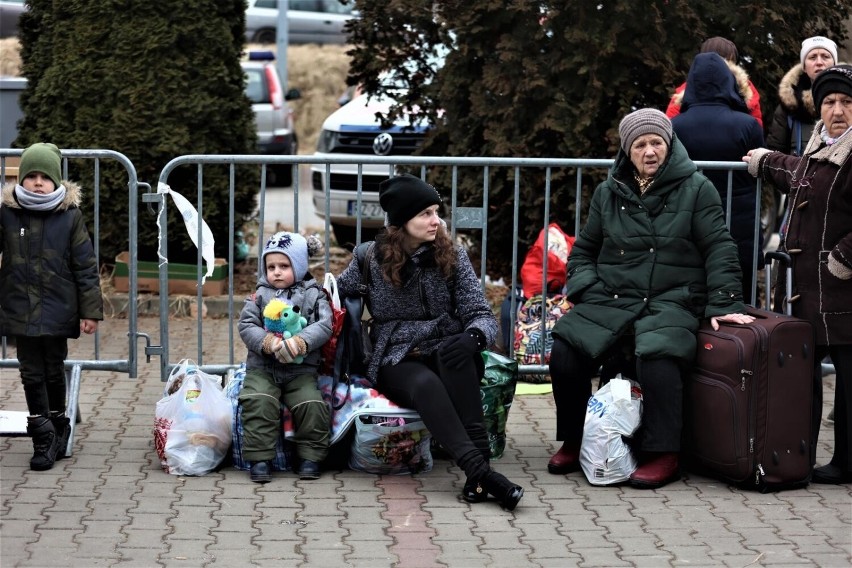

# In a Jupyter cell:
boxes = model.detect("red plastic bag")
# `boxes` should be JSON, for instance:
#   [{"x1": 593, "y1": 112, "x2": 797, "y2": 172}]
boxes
[{"x1": 519, "y1": 223, "x2": 575, "y2": 298}]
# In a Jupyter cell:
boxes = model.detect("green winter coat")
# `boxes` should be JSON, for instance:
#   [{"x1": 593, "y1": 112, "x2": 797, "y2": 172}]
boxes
[
  {"x1": 0, "y1": 181, "x2": 103, "y2": 338},
  {"x1": 551, "y1": 135, "x2": 746, "y2": 363}
]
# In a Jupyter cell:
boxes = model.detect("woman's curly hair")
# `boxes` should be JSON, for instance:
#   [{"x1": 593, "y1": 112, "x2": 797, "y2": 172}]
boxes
[{"x1": 377, "y1": 225, "x2": 456, "y2": 287}]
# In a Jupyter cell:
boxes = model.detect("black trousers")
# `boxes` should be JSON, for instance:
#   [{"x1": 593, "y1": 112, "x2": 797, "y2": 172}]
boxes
[
  {"x1": 377, "y1": 352, "x2": 489, "y2": 465},
  {"x1": 16, "y1": 336, "x2": 68, "y2": 416},
  {"x1": 817, "y1": 345, "x2": 852, "y2": 471},
  {"x1": 550, "y1": 336, "x2": 684, "y2": 452}
]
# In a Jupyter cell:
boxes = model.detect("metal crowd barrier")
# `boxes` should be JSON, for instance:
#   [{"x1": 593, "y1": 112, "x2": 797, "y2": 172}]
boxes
[
  {"x1": 152, "y1": 154, "x2": 788, "y2": 382},
  {"x1": 0, "y1": 149, "x2": 143, "y2": 455}
]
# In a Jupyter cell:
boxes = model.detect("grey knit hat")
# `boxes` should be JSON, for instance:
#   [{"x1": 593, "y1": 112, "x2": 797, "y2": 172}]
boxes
[
  {"x1": 19, "y1": 142, "x2": 62, "y2": 187},
  {"x1": 618, "y1": 108, "x2": 673, "y2": 153},
  {"x1": 262, "y1": 231, "x2": 322, "y2": 282}
]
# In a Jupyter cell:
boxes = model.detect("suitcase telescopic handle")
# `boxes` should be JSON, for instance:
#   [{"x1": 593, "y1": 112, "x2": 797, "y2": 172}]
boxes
[{"x1": 764, "y1": 251, "x2": 793, "y2": 315}]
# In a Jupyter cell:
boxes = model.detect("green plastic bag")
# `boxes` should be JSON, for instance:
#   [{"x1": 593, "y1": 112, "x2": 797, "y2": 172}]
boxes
[{"x1": 481, "y1": 351, "x2": 518, "y2": 459}]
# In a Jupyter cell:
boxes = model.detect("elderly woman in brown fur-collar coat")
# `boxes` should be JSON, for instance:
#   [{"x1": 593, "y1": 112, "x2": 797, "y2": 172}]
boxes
[{"x1": 745, "y1": 65, "x2": 852, "y2": 485}]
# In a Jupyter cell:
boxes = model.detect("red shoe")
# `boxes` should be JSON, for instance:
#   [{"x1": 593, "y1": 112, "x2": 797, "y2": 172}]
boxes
[
  {"x1": 548, "y1": 442, "x2": 581, "y2": 474},
  {"x1": 629, "y1": 452, "x2": 680, "y2": 489}
]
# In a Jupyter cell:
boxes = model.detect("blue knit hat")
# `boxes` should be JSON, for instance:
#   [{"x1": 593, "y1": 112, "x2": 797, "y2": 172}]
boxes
[{"x1": 261, "y1": 232, "x2": 323, "y2": 282}]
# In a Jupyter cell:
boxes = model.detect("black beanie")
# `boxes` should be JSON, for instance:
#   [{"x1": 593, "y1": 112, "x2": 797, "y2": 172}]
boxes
[
  {"x1": 812, "y1": 64, "x2": 852, "y2": 110},
  {"x1": 378, "y1": 174, "x2": 442, "y2": 227}
]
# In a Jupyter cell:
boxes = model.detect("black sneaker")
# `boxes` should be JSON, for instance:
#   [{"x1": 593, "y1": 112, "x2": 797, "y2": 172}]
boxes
[
  {"x1": 298, "y1": 460, "x2": 320, "y2": 480},
  {"x1": 249, "y1": 461, "x2": 272, "y2": 483}
]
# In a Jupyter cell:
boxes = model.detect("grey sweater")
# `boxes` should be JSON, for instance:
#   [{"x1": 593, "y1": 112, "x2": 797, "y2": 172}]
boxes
[{"x1": 336, "y1": 241, "x2": 498, "y2": 383}]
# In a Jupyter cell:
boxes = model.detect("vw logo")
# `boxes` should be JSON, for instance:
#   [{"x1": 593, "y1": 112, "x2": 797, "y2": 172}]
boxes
[{"x1": 373, "y1": 133, "x2": 394, "y2": 156}]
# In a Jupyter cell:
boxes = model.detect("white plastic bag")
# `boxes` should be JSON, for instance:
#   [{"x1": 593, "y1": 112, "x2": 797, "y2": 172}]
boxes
[
  {"x1": 154, "y1": 362, "x2": 233, "y2": 476},
  {"x1": 580, "y1": 376, "x2": 643, "y2": 485},
  {"x1": 348, "y1": 410, "x2": 433, "y2": 475},
  {"x1": 323, "y1": 272, "x2": 342, "y2": 310}
]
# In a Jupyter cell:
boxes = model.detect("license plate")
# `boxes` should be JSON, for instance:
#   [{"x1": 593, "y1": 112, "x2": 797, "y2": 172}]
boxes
[{"x1": 347, "y1": 201, "x2": 384, "y2": 219}]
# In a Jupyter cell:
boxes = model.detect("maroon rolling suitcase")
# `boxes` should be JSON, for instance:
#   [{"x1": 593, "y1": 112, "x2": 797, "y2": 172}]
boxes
[{"x1": 685, "y1": 301, "x2": 815, "y2": 492}]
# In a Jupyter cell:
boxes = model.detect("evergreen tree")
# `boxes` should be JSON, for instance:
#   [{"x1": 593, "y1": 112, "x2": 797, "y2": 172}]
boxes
[
  {"x1": 16, "y1": 0, "x2": 258, "y2": 264},
  {"x1": 347, "y1": 0, "x2": 850, "y2": 275}
]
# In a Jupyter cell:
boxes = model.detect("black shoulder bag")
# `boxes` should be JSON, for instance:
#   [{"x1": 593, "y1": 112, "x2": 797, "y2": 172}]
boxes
[{"x1": 333, "y1": 242, "x2": 375, "y2": 387}]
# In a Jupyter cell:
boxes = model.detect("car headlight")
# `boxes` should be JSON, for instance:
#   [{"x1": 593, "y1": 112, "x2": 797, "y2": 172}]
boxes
[{"x1": 316, "y1": 130, "x2": 339, "y2": 153}]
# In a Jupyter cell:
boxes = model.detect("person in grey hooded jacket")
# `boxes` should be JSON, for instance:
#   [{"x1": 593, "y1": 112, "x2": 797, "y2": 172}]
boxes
[
  {"x1": 336, "y1": 174, "x2": 524, "y2": 511},
  {"x1": 238, "y1": 231, "x2": 333, "y2": 483}
]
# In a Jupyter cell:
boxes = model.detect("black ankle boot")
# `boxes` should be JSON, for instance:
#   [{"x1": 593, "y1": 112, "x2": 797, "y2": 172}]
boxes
[
  {"x1": 482, "y1": 470, "x2": 524, "y2": 511},
  {"x1": 50, "y1": 411, "x2": 70, "y2": 461},
  {"x1": 462, "y1": 477, "x2": 488, "y2": 503},
  {"x1": 27, "y1": 416, "x2": 59, "y2": 471}
]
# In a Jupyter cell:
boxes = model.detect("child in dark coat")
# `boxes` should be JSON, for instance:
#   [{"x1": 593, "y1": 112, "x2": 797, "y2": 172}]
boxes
[{"x1": 0, "y1": 142, "x2": 103, "y2": 470}]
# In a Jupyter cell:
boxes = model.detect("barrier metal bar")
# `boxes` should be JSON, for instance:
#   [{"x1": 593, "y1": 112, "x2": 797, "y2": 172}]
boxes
[{"x1": 154, "y1": 154, "x2": 817, "y2": 380}]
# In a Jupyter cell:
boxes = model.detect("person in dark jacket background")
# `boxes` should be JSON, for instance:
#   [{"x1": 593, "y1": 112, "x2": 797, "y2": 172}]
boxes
[
  {"x1": 0, "y1": 142, "x2": 103, "y2": 471},
  {"x1": 667, "y1": 36, "x2": 763, "y2": 127},
  {"x1": 673, "y1": 52, "x2": 766, "y2": 304},
  {"x1": 547, "y1": 109, "x2": 754, "y2": 489},
  {"x1": 744, "y1": 65, "x2": 852, "y2": 484},
  {"x1": 336, "y1": 174, "x2": 524, "y2": 511}
]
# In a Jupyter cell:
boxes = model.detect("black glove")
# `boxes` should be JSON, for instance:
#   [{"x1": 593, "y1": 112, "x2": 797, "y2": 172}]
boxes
[{"x1": 439, "y1": 331, "x2": 481, "y2": 368}]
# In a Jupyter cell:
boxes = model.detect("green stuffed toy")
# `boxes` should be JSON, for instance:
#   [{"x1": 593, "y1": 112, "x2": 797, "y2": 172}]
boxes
[{"x1": 263, "y1": 298, "x2": 307, "y2": 363}]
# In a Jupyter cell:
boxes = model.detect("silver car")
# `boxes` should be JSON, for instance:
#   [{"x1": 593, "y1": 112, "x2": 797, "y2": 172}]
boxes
[
  {"x1": 242, "y1": 51, "x2": 301, "y2": 186},
  {"x1": 245, "y1": 0, "x2": 356, "y2": 45}
]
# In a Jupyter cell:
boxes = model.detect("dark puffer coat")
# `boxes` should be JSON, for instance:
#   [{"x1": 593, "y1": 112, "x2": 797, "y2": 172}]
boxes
[
  {"x1": 551, "y1": 135, "x2": 746, "y2": 363},
  {"x1": 0, "y1": 181, "x2": 103, "y2": 338},
  {"x1": 336, "y1": 239, "x2": 498, "y2": 384},
  {"x1": 672, "y1": 52, "x2": 766, "y2": 296},
  {"x1": 748, "y1": 124, "x2": 852, "y2": 346}
]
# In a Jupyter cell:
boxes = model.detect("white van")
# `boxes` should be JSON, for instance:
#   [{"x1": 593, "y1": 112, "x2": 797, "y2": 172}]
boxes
[{"x1": 311, "y1": 92, "x2": 431, "y2": 245}]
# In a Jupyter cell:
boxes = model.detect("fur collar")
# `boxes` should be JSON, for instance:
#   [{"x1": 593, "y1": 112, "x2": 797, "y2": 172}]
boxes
[
  {"x1": 777, "y1": 63, "x2": 816, "y2": 118},
  {"x1": 1, "y1": 180, "x2": 83, "y2": 210},
  {"x1": 803, "y1": 121, "x2": 852, "y2": 166},
  {"x1": 672, "y1": 60, "x2": 754, "y2": 109}
]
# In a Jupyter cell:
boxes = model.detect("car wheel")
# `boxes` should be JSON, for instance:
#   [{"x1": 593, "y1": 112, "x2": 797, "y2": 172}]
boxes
[{"x1": 253, "y1": 28, "x2": 275, "y2": 44}]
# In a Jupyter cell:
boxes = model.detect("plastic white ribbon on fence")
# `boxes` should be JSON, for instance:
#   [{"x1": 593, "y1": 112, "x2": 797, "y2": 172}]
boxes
[{"x1": 157, "y1": 182, "x2": 215, "y2": 284}]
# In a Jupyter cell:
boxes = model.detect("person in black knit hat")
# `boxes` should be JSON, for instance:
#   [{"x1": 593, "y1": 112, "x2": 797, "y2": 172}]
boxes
[
  {"x1": 745, "y1": 64, "x2": 852, "y2": 484},
  {"x1": 335, "y1": 173, "x2": 525, "y2": 510}
]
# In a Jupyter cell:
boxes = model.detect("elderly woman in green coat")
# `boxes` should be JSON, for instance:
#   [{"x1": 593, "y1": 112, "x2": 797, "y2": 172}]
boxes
[{"x1": 547, "y1": 108, "x2": 754, "y2": 489}]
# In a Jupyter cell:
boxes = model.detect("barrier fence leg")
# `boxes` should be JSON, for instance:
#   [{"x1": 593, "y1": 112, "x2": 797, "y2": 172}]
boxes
[{"x1": 64, "y1": 364, "x2": 83, "y2": 458}]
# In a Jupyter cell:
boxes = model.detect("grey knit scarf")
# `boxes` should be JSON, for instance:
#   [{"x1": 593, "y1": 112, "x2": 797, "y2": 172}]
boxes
[{"x1": 14, "y1": 184, "x2": 66, "y2": 211}]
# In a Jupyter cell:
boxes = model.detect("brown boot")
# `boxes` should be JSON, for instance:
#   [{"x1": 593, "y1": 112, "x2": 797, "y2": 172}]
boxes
[
  {"x1": 548, "y1": 442, "x2": 581, "y2": 474},
  {"x1": 629, "y1": 452, "x2": 680, "y2": 489}
]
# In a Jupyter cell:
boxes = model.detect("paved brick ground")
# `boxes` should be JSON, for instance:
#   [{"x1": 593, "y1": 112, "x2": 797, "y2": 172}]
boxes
[{"x1": 1, "y1": 316, "x2": 850, "y2": 567}]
